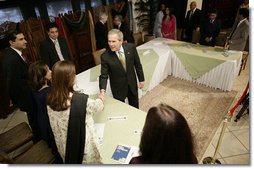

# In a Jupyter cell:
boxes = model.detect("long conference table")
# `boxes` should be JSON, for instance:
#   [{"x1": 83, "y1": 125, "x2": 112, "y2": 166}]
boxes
[{"x1": 76, "y1": 38, "x2": 242, "y2": 164}]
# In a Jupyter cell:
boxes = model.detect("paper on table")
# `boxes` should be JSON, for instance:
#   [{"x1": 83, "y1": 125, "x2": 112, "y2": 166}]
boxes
[
  {"x1": 125, "y1": 146, "x2": 140, "y2": 164},
  {"x1": 152, "y1": 42, "x2": 163, "y2": 46},
  {"x1": 111, "y1": 144, "x2": 140, "y2": 164},
  {"x1": 108, "y1": 116, "x2": 127, "y2": 121},
  {"x1": 142, "y1": 50, "x2": 150, "y2": 56},
  {"x1": 133, "y1": 129, "x2": 142, "y2": 135},
  {"x1": 94, "y1": 123, "x2": 105, "y2": 145}
]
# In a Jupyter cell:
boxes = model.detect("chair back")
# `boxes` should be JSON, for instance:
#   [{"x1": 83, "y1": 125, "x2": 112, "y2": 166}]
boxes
[
  {"x1": 0, "y1": 150, "x2": 14, "y2": 164},
  {"x1": 192, "y1": 30, "x2": 200, "y2": 44},
  {"x1": 92, "y1": 48, "x2": 106, "y2": 65},
  {"x1": 14, "y1": 140, "x2": 55, "y2": 164},
  {"x1": 133, "y1": 32, "x2": 143, "y2": 46},
  {"x1": 0, "y1": 122, "x2": 33, "y2": 154}
]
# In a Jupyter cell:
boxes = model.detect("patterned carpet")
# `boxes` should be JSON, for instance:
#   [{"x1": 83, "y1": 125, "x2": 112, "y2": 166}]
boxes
[{"x1": 139, "y1": 76, "x2": 237, "y2": 161}]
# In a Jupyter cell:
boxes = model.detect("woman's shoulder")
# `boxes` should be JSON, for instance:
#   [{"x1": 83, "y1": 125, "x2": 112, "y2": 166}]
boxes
[{"x1": 34, "y1": 86, "x2": 51, "y2": 99}]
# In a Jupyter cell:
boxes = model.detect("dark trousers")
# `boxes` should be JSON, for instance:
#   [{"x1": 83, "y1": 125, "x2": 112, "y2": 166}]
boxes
[{"x1": 117, "y1": 86, "x2": 139, "y2": 109}]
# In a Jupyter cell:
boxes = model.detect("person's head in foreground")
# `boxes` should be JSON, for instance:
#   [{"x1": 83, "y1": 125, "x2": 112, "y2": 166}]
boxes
[{"x1": 130, "y1": 103, "x2": 197, "y2": 164}]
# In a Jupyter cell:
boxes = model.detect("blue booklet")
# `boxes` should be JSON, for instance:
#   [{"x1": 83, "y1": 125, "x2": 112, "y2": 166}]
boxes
[{"x1": 111, "y1": 145, "x2": 131, "y2": 163}]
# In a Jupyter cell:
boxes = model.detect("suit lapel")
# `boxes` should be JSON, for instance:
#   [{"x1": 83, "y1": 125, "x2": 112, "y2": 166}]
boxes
[
  {"x1": 110, "y1": 50, "x2": 125, "y2": 72},
  {"x1": 10, "y1": 48, "x2": 28, "y2": 67},
  {"x1": 123, "y1": 45, "x2": 130, "y2": 72},
  {"x1": 48, "y1": 38, "x2": 58, "y2": 56}
]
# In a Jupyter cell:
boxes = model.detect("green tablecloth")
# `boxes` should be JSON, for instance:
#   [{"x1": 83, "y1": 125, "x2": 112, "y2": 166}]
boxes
[
  {"x1": 168, "y1": 42, "x2": 241, "y2": 79},
  {"x1": 93, "y1": 97, "x2": 146, "y2": 164},
  {"x1": 89, "y1": 49, "x2": 159, "y2": 91},
  {"x1": 90, "y1": 64, "x2": 101, "y2": 82},
  {"x1": 137, "y1": 49, "x2": 159, "y2": 91}
]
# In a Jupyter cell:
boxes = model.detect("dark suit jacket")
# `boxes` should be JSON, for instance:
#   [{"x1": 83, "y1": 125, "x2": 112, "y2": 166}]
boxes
[
  {"x1": 2, "y1": 48, "x2": 33, "y2": 112},
  {"x1": 184, "y1": 9, "x2": 201, "y2": 39},
  {"x1": 114, "y1": 22, "x2": 134, "y2": 43},
  {"x1": 95, "y1": 21, "x2": 108, "y2": 50},
  {"x1": 200, "y1": 19, "x2": 221, "y2": 46},
  {"x1": 40, "y1": 37, "x2": 70, "y2": 69},
  {"x1": 99, "y1": 43, "x2": 144, "y2": 100}
]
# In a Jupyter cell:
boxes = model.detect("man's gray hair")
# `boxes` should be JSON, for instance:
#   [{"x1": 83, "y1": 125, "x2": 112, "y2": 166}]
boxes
[
  {"x1": 108, "y1": 29, "x2": 123, "y2": 41},
  {"x1": 99, "y1": 11, "x2": 108, "y2": 20}
]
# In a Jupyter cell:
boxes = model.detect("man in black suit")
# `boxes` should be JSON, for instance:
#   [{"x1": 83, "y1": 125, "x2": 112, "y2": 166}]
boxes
[
  {"x1": 200, "y1": 9, "x2": 221, "y2": 46},
  {"x1": 113, "y1": 15, "x2": 134, "y2": 43},
  {"x1": 99, "y1": 29, "x2": 145, "y2": 108},
  {"x1": 95, "y1": 12, "x2": 108, "y2": 50},
  {"x1": 2, "y1": 30, "x2": 39, "y2": 141},
  {"x1": 40, "y1": 22, "x2": 70, "y2": 69},
  {"x1": 183, "y1": 1, "x2": 201, "y2": 42}
]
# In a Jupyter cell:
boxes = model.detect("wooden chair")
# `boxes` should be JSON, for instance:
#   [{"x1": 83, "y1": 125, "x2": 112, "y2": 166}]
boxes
[
  {"x1": 92, "y1": 48, "x2": 106, "y2": 65},
  {"x1": 239, "y1": 51, "x2": 249, "y2": 75},
  {"x1": 144, "y1": 34, "x2": 155, "y2": 43},
  {"x1": 191, "y1": 30, "x2": 200, "y2": 44},
  {"x1": 177, "y1": 28, "x2": 183, "y2": 41},
  {"x1": 0, "y1": 140, "x2": 55, "y2": 164},
  {"x1": 133, "y1": 32, "x2": 143, "y2": 46},
  {"x1": 0, "y1": 122, "x2": 33, "y2": 154}
]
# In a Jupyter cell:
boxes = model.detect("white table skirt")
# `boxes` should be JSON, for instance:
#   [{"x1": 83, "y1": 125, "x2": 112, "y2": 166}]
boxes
[
  {"x1": 147, "y1": 38, "x2": 242, "y2": 91},
  {"x1": 170, "y1": 49, "x2": 242, "y2": 91}
]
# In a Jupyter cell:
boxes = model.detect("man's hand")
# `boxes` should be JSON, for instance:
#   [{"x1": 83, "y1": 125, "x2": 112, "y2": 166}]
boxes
[
  {"x1": 99, "y1": 89, "x2": 106, "y2": 102},
  {"x1": 139, "y1": 81, "x2": 145, "y2": 89}
]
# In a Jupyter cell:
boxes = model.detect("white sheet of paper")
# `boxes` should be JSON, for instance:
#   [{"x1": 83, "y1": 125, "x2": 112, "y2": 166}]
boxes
[
  {"x1": 143, "y1": 50, "x2": 150, "y2": 56},
  {"x1": 152, "y1": 42, "x2": 163, "y2": 46},
  {"x1": 94, "y1": 123, "x2": 105, "y2": 145},
  {"x1": 125, "y1": 146, "x2": 140, "y2": 164},
  {"x1": 111, "y1": 144, "x2": 140, "y2": 164},
  {"x1": 107, "y1": 116, "x2": 127, "y2": 121},
  {"x1": 133, "y1": 129, "x2": 142, "y2": 135}
]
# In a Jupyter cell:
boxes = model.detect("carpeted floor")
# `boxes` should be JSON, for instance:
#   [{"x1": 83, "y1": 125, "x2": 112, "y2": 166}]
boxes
[{"x1": 139, "y1": 76, "x2": 237, "y2": 161}]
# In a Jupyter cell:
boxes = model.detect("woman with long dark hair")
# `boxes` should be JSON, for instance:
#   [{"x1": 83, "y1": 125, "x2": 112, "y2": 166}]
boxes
[
  {"x1": 47, "y1": 60, "x2": 105, "y2": 164},
  {"x1": 130, "y1": 104, "x2": 197, "y2": 164}
]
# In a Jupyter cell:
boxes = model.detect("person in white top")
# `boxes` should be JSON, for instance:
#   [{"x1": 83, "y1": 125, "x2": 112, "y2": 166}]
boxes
[
  {"x1": 47, "y1": 60, "x2": 105, "y2": 164},
  {"x1": 153, "y1": 3, "x2": 166, "y2": 38}
]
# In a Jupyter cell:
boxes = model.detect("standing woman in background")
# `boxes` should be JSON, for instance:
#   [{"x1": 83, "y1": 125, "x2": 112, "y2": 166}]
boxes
[{"x1": 161, "y1": 7, "x2": 177, "y2": 40}]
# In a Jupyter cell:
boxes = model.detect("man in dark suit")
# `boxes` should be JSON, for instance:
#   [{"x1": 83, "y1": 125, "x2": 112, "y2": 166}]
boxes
[
  {"x1": 200, "y1": 9, "x2": 221, "y2": 47},
  {"x1": 95, "y1": 12, "x2": 108, "y2": 50},
  {"x1": 183, "y1": 1, "x2": 201, "y2": 42},
  {"x1": 113, "y1": 15, "x2": 134, "y2": 43},
  {"x1": 40, "y1": 22, "x2": 70, "y2": 69},
  {"x1": 2, "y1": 30, "x2": 39, "y2": 141},
  {"x1": 99, "y1": 29, "x2": 145, "y2": 108}
]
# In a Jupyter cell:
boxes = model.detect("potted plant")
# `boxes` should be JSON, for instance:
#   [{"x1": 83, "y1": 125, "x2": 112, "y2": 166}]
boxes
[{"x1": 134, "y1": 0, "x2": 158, "y2": 42}]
